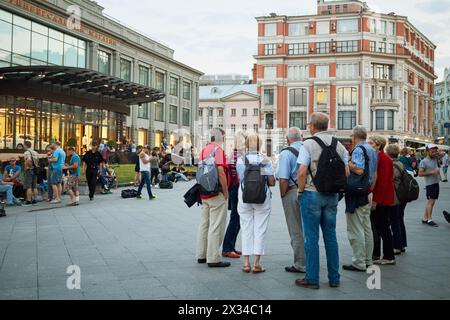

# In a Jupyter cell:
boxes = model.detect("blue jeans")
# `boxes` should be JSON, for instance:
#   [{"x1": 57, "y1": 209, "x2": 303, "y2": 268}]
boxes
[
  {"x1": 137, "y1": 171, "x2": 153, "y2": 198},
  {"x1": 300, "y1": 191, "x2": 340, "y2": 285},
  {"x1": 223, "y1": 184, "x2": 240, "y2": 253},
  {"x1": 0, "y1": 184, "x2": 20, "y2": 205}
]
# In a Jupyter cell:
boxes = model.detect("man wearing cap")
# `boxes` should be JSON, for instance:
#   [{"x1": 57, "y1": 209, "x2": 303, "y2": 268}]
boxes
[{"x1": 419, "y1": 144, "x2": 441, "y2": 227}]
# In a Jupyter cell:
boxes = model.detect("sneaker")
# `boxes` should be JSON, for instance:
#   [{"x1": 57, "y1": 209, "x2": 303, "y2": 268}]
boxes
[
  {"x1": 394, "y1": 249, "x2": 402, "y2": 255},
  {"x1": 373, "y1": 259, "x2": 396, "y2": 265},
  {"x1": 443, "y1": 211, "x2": 450, "y2": 223},
  {"x1": 427, "y1": 220, "x2": 439, "y2": 227},
  {"x1": 31, "y1": 200, "x2": 38, "y2": 206},
  {"x1": 50, "y1": 199, "x2": 61, "y2": 204},
  {"x1": 23, "y1": 201, "x2": 33, "y2": 207},
  {"x1": 136, "y1": 195, "x2": 143, "y2": 200},
  {"x1": 149, "y1": 195, "x2": 157, "y2": 200}
]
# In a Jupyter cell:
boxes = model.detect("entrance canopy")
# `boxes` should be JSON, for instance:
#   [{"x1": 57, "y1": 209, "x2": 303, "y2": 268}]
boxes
[{"x1": 0, "y1": 66, "x2": 165, "y2": 115}]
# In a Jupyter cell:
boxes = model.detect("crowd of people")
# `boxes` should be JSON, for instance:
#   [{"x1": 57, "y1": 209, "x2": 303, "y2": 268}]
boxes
[{"x1": 195, "y1": 112, "x2": 449, "y2": 290}]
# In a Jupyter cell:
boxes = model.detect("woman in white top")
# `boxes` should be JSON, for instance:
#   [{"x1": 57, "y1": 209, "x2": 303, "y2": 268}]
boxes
[
  {"x1": 236, "y1": 133, "x2": 275, "y2": 273},
  {"x1": 136, "y1": 147, "x2": 157, "y2": 200}
]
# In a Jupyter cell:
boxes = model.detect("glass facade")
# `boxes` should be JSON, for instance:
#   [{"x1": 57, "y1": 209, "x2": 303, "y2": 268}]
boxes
[
  {"x1": 0, "y1": 95, "x2": 119, "y2": 152},
  {"x1": 0, "y1": 8, "x2": 86, "y2": 68}
]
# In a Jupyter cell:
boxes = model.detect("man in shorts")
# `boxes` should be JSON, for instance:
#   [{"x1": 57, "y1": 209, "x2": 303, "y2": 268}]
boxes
[
  {"x1": 419, "y1": 144, "x2": 441, "y2": 227},
  {"x1": 48, "y1": 141, "x2": 66, "y2": 204},
  {"x1": 23, "y1": 141, "x2": 39, "y2": 207},
  {"x1": 63, "y1": 147, "x2": 81, "y2": 206}
]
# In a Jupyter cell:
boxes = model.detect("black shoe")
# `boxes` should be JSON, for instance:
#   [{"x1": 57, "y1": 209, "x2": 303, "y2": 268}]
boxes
[
  {"x1": 426, "y1": 220, "x2": 439, "y2": 227},
  {"x1": 208, "y1": 262, "x2": 231, "y2": 268},
  {"x1": 343, "y1": 264, "x2": 365, "y2": 272},
  {"x1": 197, "y1": 259, "x2": 207, "y2": 264},
  {"x1": 422, "y1": 220, "x2": 428, "y2": 224},
  {"x1": 23, "y1": 201, "x2": 33, "y2": 207},
  {"x1": 89, "y1": 197, "x2": 94, "y2": 201},
  {"x1": 285, "y1": 266, "x2": 306, "y2": 273},
  {"x1": 329, "y1": 282, "x2": 340, "y2": 288},
  {"x1": 443, "y1": 211, "x2": 450, "y2": 223}
]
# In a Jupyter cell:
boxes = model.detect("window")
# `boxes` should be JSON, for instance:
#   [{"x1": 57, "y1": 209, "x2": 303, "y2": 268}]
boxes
[
  {"x1": 336, "y1": 40, "x2": 358, "y2": 53},
  {"x1": 371, "y1": 63, "x2": 394, "y2": 80},
  {"x1": 253, "y1": 124, "x2": 259, "y2": 132},
  {"x1": 387, "y1": 22, "x2": 395, "y2": 36},
  {"x1": 253, "y1": 108, "x2": 259, "y2": 116},
  {"x1": 387, "y1": 110, "x2": 394, "y2": 130},
  {"x1": 370, "y1": 19, "x2": 377, "y2": 33},
  {"x1": 155, "y1": 72, "x2": 165, "y2": 91},
  {"x1": 265, "y1": 113, "x2": 274, "y2": 129},
  {"x1": 316, "y1": 87, "x2": 328, "y2": 106},
  {"x1": 316, "y1": 65, "x2": 329, "y2": 79},
  {"x1": 336, "y1": 63, "x2": 358, "y2": 79},
  {"x1": 265, "y1": 44, "x2": 276, "y2": 55},
  {"x1": 376, "y1": 110, "x2": 385, "y2": 130},
  {"x1": 289, "y1": 88, "x2": 307, "y2": 107},
  {"x1": 288, "y1": 43, "x2": 308, "y2": 55},
  {"x1": 231, "y1": 124, "x2": 236, "y2": 133},
  {"x1": 335, "y1": 5, "x2": 340, "y2": 13},
  {"x1": 264, "y1": 66, "x2": 276, "y2": 80},
  {"x1": 289, "y1": 22, "x2": 308, "y2": 36},
  {"x1": 264, "y1": 89, "x2": 275, "y2": 105},
  {"x1": 218, "y1": 109, "x2": 223, "y2": 117},
  {"x1": 378, "y1": 42, "x2": 386, "y2": 53},
  {"x1": 265, "y1": 23, "x2": 276, "y2": 36},
  {"x1": 231, "y1": 109, "x2": 236, "y2": 117},
  {"x1": 337, "y1": 19, "x2": 358, "y2": 33},
  {"x1": 183, "y1": 81, "x2": 191, "y2": 100},
  {"x1": 317, "y1": 42, "x2": 330, "y2": 54},
  {"x1": 370, "y1": 41, "x2": 376, "y2": 52},
  {"x1": 155, "y1": 102, "x2": 164, "y2": 122},
  {"x1": 169, "y1": 105, "x2": 178, "y2": 124},
  {"x1": 242, "y1": 124, "x2": 247, "y2": 131},
  {"x1": 139, "y1": 66, "x2": 149, "y2": 86},
  {"x1": 338, "y1": 111, "x2": 356, "y2": 130},
  {"x1": 120, "y1": 58, "x2": 131, "y2": 81},
  {"x1": 380, "y1": 21, "x2": 387, "y2": 35},
  {"x1": 288, "y1": 65, "x2": 309, "y2": 80},
  {"x1": 97, "y1": 50, "x2": 110, "y2": 75},
  {"x1": 169, "y1": 77, "x2": 179, "y2": 96},
  {"x1": 198, "y1": 109, "x2": 203, "y2": 117},
  {"x1": 338, "y1": 87, "x2": 358, "y2": 106},
  {"x1": 387, "y1": 43, "x2": 395, "y2": 54},
  {"x1": 242, "y1": 109, "x2": 247, "y2": 117},
  {"x1": 289, "y1": 112, "x2": 307, "y2": 130},
  {"x1": 316, "y1": 21, "x2": 329, "y2": 34},
  {"x1": 208, "y1": 109, "x2": 213, "y2": 117},
  {"x1": 137, "y1": 103, "x2": 149, "y2": 119},
  {"x1": 182, "y1": 108, "x2": 190, "y2": 126}
]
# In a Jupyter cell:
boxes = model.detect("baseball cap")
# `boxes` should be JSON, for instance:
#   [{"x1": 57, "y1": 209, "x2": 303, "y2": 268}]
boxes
[{"x1": 426, "y1": 144, "x2": 439, "y2": 150}]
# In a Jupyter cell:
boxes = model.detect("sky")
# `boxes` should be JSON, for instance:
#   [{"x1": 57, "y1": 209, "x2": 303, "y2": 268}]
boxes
[{"x1": 98, "y1": 0, "x2": 450, "y2": 82}]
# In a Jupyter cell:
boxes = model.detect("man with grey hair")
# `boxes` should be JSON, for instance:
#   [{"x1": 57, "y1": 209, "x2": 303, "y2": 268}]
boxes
[
  {"x1": 196, "y1": 127, "x2": 230, "y2": 268},
  {"x1": 276, "y1": 127, "x2": 306, "y2": 273},
  {"x1": 343, "y1": 126, "x2": 378, "y2": 272}
]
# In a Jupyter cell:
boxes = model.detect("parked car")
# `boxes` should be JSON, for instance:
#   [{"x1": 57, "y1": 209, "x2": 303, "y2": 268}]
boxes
[{"x1": 0, "y1": 134, "x2": 51, "y2": 150}]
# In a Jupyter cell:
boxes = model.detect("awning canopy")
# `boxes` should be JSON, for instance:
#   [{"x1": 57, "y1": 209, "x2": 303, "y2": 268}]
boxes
[{"x1": 0, "y1": 66, "x2": 166, "y2": 115}]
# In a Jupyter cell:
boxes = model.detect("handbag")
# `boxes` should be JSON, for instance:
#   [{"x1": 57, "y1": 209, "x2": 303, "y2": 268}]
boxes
[
  {"x1": 345, "y1": 146, "x2": 370, "y2": 196},
  {"x1": 184, "y1": 183, "x2": 202, "y2": 208}
]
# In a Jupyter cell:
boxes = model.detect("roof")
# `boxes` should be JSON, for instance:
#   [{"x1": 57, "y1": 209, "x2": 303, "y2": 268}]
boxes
[{"x1": 199, "y1": 84, "x2": 258, "y2": 101}]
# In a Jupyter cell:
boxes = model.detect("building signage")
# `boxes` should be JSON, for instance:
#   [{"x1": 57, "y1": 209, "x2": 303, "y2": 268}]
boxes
[
  {"x1": 444, "y1": 123, "x2": 450, "y2": 129},
  {"x1": 8, "y1": 0, "x2": 117, "y2": 46}
]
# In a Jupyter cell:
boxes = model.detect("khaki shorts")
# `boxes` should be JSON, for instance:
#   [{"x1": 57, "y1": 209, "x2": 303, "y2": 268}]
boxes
[{"x1": 66, "y1": 176, "x2": 80, "y2": 192}]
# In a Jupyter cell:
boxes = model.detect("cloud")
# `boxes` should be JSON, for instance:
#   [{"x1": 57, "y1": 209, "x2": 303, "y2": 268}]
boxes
[{"x1": 97, "y1": 0, "x2": 450, "y2": 81}]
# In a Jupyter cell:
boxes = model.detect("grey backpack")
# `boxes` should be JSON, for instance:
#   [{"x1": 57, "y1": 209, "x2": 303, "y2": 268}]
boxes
[{"x1": 196, "y1": 147, "x2": 220, "y2": 196}]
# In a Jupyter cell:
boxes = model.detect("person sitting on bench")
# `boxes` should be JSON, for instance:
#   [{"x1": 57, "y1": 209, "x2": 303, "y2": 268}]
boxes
[
  {"x1": 0, "y1": 172, "x2": 22, "y2": 206},
  {"x1": 3, "y1": 158, "x2": 24, "y2": 199}
]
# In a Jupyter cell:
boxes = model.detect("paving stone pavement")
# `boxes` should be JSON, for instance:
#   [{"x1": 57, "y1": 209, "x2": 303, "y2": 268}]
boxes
[{"x1": 0, "y1": 179, "x2": 449, "y2": 300}]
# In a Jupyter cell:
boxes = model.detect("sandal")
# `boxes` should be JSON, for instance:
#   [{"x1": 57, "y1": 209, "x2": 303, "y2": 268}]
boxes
[
  {"x1": 242, "y1": 265, "x2": 251, "y2": 273},
  {"x1": 252, "y1": 265, "x2": 266, "y2": 274}
]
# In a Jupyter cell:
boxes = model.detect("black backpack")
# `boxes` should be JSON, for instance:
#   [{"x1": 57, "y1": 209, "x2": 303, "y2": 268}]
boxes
[
  {"x1": 394, "y1": 163, "x2": 420, "y2": 203},
  {"x1": 241, "y1": 156, "x2": 267, "y2": 204},
  {"x1": 345, "y1": 146, "x2": 370, "y2": 196},
  {"x1": 307, "y1": 136, "x2": 347, "y2": 194},
  {"x1": 121, "y1": 189, "x2": 138, "y2": 198}
]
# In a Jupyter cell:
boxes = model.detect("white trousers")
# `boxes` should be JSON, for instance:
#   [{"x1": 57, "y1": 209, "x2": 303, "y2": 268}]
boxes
[{"x1": 238, "y1": 188, "x2": 271, "y2": 256}]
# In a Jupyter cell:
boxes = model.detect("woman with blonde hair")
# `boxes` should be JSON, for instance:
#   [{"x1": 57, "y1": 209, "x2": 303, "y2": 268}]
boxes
[{"x1": 236, "y1": 133, "x2": 275, "y2": 273}]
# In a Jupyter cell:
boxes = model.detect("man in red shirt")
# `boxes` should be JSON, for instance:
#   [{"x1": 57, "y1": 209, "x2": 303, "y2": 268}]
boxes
[
  {"x1": 368, "y1": 136, "x2": 395, "y2": 265},
  {"x1": 196, "y1": 128, "x2": 230, "y2": 268}
]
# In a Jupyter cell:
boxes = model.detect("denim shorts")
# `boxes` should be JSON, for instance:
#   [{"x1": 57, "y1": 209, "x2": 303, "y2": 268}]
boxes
[{"x1": 50, "y1": 169, "x2": 63, "y2": 185}]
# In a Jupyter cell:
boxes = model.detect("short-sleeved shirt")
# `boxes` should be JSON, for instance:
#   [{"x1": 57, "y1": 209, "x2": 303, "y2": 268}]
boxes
[
  {"x1": 351, "y1": 141, "x2": 378, "y2": 185},
  {"x1": 69, "y1": 154, "x2": 81, "y2": 177},
  {"x1": 199, "y1": 143, "x2": 228, "y2": 200},
  {"x1": 83, "y1": 151, "x2": 104, "y2": 170},
  {"x1": 275, "y1": 141, "x2": 303, "y2": 186},
  {"x1": 51, "y1": 147, "x2": 66, "y2": 171},
  {"x1": 419, "y1": 156, "x2": 440, "y2": 186},
  {"x1": 24, "y1": 149, "x2": 39, "y2": 171},
  {"x1": 237, "y1": 153, "x2": 274, "y2": 183},
  {"x1": 4, "y1": 165, "x2": 21, "y2": 179}
]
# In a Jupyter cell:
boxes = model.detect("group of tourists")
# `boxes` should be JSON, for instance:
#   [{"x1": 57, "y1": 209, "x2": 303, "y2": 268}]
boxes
[{"x1": 195, "y1": 112, "x2": 448, "y2": 289}]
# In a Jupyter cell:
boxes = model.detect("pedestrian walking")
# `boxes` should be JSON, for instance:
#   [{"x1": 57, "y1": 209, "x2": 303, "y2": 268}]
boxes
[
  {"x1": 296, "y1": 112, "x2": 349, "y2": 290},
  {"x1": 441, "y1": 150, "x2": 449, "y2": 182},
  {"x1": 276, "y1": 127, "x2": 306, "y2": 274},
  {"x1": 419, "y1": 144, "x2": 441, "y2": 227},
  {"x1": 369, "y1": 136, "x2": 396, "y2": 265},
  {"x1": 82, "y1": 141, "x2": 104, "y2": 201},
  {"x1": 136, "y1": 147, "x2": 157, "y2": 200},
  {"x1": 63, "y1": 147, "x2": 81, "y2": 206},
  {"x1": 343, "y1": 126, "x2": 378, "y2": 272},
  {"x1": 196, "y1": 128, "x2": 230, "y2": 268}
]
